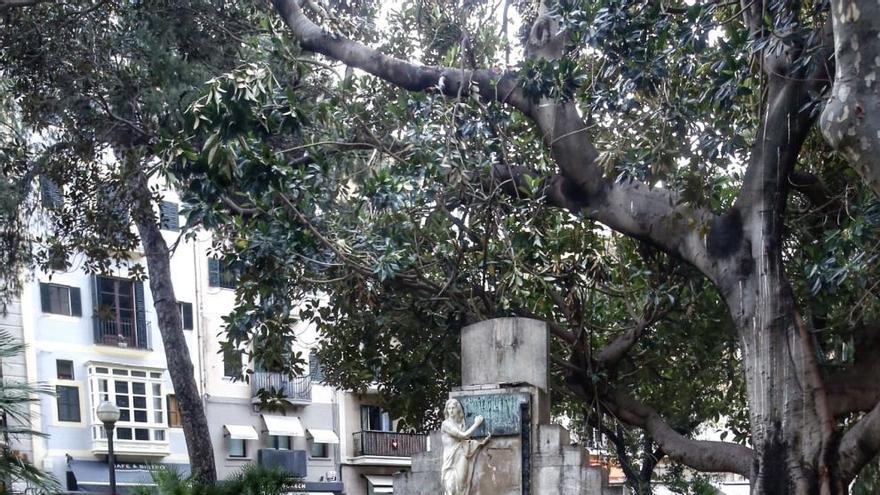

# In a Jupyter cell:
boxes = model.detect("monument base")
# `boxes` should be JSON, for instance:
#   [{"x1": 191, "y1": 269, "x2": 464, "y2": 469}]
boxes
[
  {"x1": 393, "y1": 384, "x2": 606, "y2": 494},
  {"x1": 393, "y1": 318, "x2": 606, "y2": 495}
]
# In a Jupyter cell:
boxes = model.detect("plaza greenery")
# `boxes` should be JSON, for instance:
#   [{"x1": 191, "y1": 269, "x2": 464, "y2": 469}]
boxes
[{"x1": 132, "y1": 464, "x2": 295, "y2": 495}]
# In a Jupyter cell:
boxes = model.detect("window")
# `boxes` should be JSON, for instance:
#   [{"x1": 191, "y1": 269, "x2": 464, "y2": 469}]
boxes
[
  {"x1": 56, "y1": 360, "x2": 74, "y2": 380},
  {"x1": 207, "y1": 258, "x2": 238, "y2": 289},
  {"x1": 223, "y1": 350, "x2": 241, "y2": 378},
  {"x1": 56, "y1": 385, "x2": 81, "y2": 423},
  {"x1": 167, "y1": 395, "x2": 181, "y2": 428},
  {"x1": 159, "y1": 201, "x2": 180, "y2": 231},
  {"x1": 309, "y1": 352, "x2": 324, "y2": 382},
  {"x1": 228, "y1": 438, "x2": 247, "y2": 458},
  {"x1": 360, "y1": 405, "x2": 393, "y2": 432},
  {"x1": 178, "y1": 302, "x2": 194, "y2": 330},
  {"x1": 87, "y1": 365, "x2": 166, "y2": 444},
  {"x1": 93, "y1": 276, "x2": 148, "y2": 349},
  {"x1": 310, "y1": 441, "x2": 328, "y2": 458},
  {"x1": 270, "y1": 435, "x2": 291, "y2": 450},
  {"x1": 40, "y1": 283, "x2": 82, "y2": 317}
]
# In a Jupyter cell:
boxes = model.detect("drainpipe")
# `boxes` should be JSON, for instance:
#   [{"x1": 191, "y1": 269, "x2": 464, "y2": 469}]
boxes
[{"x1": 193, "y1": 238, "x2": 209, "y2": 402}]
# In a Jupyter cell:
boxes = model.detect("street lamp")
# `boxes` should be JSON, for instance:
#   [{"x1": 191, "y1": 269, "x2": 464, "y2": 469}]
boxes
[{"x1": 96, "y1": 401, "x2": 121, "y2": 495}]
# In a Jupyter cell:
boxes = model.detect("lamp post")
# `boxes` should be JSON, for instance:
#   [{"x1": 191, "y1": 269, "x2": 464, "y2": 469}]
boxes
[{"x1": 96, "y1": 401, "x2": 120, "y2": 495}]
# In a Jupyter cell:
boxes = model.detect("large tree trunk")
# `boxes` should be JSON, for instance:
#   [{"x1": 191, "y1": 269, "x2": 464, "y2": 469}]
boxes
[
  {"x1": 128, "y1": 167, "x2": 217, "y2": 484},
  {"x1": 724, "y1": 270, "x2": 833, "y2": 493}
]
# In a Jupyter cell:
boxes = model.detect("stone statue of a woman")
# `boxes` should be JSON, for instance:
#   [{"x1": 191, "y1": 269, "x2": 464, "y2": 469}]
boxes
[{"x1": 441, "y1": 398, "x2": 492, "y2": 495}]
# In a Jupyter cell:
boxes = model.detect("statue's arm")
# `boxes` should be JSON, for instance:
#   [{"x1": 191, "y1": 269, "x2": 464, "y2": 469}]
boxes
[
  {"x1": 463, "y1": 415, "x2": 485, "y2": 437},
  {"x1": 442, "y1": 421, "x2": 472, "y2": 440}
]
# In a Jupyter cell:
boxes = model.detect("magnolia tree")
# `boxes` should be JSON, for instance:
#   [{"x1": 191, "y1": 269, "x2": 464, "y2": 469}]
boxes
[{"x1": 257, "y1": 0, "x2": 880, "y2": 492}]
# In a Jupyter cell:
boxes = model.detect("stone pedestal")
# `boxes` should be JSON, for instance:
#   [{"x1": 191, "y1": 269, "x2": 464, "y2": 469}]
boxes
[{"x1": 393, "y1": 318, "x2": 606, "y2": 495}]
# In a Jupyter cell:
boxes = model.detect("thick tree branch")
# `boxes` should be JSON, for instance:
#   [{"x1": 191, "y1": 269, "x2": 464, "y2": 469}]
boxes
[
  {"x1": 603, "y1": 388, "x2": 754, "y2": 478},
  {"x1": 556, "y1": 355, "x2": 753, "y2": 478},
  {"x1": 595, "y1": 305, "x2": 663, "y2": 369},
  {"x1": 272, "y1": 0, "x2": 721, "y2": 283},
  {"x1": 838, "y1": 400, "x2": 880, "y2": 483},
  {"x1": 272, "y1": 0, "x2": 530, "y2": 113}
]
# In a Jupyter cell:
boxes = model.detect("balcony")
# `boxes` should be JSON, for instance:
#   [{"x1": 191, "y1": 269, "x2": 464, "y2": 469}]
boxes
[
  {"x1": 93, "y1": 317, "x2": 150, "y2": 350},
  {"x1": 90, "y1": 424, "x2": 169, "y2": 457},
  {"x1": 257, "y1": 449, "x2": 307, "y2": 478},
  {"x1": 251, "y1": 371, "x2": 311, "y2": 404},
  {"x1": 353, "y1": 431, "x2": 427, "y2": 458}
]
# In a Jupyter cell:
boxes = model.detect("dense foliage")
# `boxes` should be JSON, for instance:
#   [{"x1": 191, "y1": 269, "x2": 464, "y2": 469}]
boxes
[
  {"x1": 0, "y1": 330, "x2": 58, "y2": 493},
  {"x1": 132, "y1": 464, "x2": 295, "y2": 495}
]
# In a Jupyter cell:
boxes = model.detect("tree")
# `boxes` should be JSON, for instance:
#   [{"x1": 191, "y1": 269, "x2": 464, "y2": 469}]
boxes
[
  {"x1": 170, "y1": 19, "x2": 750, "y2": 495},
  {"x1": 0, "y1": 0, "x2": 274, "y2": 482},
  {"x1": 171, "y1": 0, "x2": 880, "y2": 491}
]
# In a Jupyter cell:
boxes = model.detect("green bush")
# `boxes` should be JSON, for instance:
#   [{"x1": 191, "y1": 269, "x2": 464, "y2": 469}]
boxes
[{"x1": 133, "y1": 464, "x2": 296, "y2": 495}]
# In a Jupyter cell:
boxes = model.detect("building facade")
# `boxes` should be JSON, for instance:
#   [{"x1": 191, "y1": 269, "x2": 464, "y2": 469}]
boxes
[
  {"x1": 0, "y1": 180, "x2": 430, "y2": 493},
  {"x1": 195, "y1": 248, "x2": 343, "y2": 492},
  {"x1": 336, "y1": 390, "x2": 427, "y2": 495},
  {"x1": 11, "y1": 207, "x2": 201, "y2": 491}
]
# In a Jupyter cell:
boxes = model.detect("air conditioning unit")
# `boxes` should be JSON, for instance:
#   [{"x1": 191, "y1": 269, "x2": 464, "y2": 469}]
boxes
[{"x1": 257, "y1": 449, "x2": 307, "y2": 478}]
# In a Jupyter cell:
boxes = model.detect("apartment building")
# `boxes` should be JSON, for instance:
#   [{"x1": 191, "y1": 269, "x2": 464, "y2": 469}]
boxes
[
  {"x1": 0, "y1": 185, "x2": 211, "y2": 492},
  {"x1": 195, "y1": 248, "x2": 343, "y2": 493},
  {"x1": 336, "y1": 390, "x2": 427, "y2": 495},
  {"x1": 0, "y1": 178, "x2": 430, "y2": 493}
]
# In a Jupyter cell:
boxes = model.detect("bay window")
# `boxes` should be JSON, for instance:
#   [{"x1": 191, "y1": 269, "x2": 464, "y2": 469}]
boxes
[{"x1": 88, "y1": 364, "x2": 167, "y2": 449}]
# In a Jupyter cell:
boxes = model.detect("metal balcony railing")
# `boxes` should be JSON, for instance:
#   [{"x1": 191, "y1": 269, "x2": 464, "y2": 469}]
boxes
[
  {"x1": 251, "y1": 371, "x2": 311, "y2": 403},
  {"x1": 93, "y1": 318, "x2": 150, "y2": 350},
  {"x1": 353, "y1": 431, "x2": 427, "y2": 457}
]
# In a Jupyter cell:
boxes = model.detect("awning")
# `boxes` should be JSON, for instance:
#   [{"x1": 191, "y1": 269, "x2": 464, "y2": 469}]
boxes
[
  {"x1": 262, "y1": 414, "x2": 305, "y2": 437},
  {"x1": 307, "y1": 428, "x2": 340, "y2": 444},
  {"x1": 224, "y1": 424, "x2": 259, "y2": 440},
  {"x1": 67, "y1": 460, "x2": 189, "y2": 493},
  {"x1": 365, "y1": 474, "x2": 394, "y2": 493}
]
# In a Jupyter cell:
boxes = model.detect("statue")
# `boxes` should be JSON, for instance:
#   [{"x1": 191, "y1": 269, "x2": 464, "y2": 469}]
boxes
[{"x1": 441, "y1": 398, "x2": 491, "y2": 495}]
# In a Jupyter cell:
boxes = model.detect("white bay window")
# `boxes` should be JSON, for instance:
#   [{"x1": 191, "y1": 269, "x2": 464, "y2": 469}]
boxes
[{"x1": 87, "y1": 363, "x2": 170, "y2": 456}]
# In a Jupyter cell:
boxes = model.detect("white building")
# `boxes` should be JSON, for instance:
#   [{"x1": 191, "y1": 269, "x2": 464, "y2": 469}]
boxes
[{"x1": 0, "y1": 179, "x2": 426, "y2": 493}]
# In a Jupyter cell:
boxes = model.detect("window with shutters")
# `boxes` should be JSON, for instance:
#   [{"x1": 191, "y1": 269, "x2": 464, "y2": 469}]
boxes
[
  {"x1": 159, "y1": 201, "x2": 180, "y2": 231},
  {"x1": 93, "y1": 276, "x2": 149, "y2": 350},
  {"x1": 178, "y1": 302, "x2": 194, "y2": 330},
  {"x1": 207, "y1": 258, "x2": 238, "y2": 289},
  {"x1": 167, "y1": 395, "x2": 181, "y2": 428},
  {"x1": 56, "y1": 385, "x2": 81, "y2": 423},
  {"x1": 40, "y1": 283, "x2": 82, "y2": 317},
  {"x1": 309, "y1": 352, "x2": 325, "y2": 382}
]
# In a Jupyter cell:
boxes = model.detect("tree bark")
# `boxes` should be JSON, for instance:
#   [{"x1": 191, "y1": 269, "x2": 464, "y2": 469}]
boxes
[
  {"x1": 127, "y1": 165, "x2": 217, "y2": 484},
  {"x1": 821, "y1": 0, "x2": 880, "y2": 197}
]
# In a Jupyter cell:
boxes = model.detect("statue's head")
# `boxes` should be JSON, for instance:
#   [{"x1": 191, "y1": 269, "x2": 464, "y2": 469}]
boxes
[{"x1": 444, "y1": 398, "x2": 464, "y2": 422}]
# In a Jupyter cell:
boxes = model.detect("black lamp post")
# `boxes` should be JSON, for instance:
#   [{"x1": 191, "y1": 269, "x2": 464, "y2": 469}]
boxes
[{"x1": 96, "y1": 401, "x2": 121, "y2": 495}]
